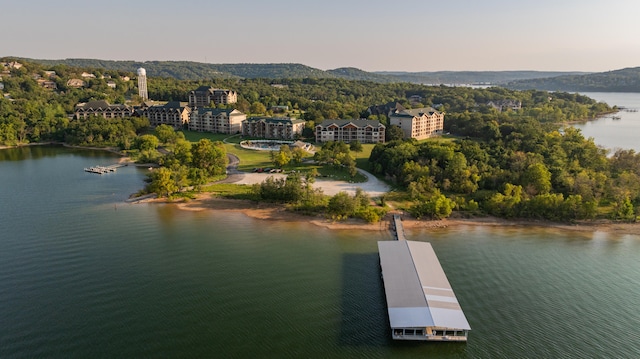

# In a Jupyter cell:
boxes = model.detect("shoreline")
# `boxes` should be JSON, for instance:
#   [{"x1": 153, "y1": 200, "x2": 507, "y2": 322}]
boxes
[
  {"x1": 150, "y1": 193, "x2": 640, "y2": 236},
  {"x1": 5, "y1": 142, "x2": 640, "y2": 236}
]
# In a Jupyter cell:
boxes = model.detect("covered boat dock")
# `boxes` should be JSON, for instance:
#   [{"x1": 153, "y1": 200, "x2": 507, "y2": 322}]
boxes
[{"x1": 378, "y1": 237, "x2": 471, "y2": 341}]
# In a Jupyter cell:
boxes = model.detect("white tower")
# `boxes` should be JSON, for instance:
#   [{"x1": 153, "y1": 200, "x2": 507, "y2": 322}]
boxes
[{"x1": 137, "y1": 67, "x2": 148, "y2": 100}]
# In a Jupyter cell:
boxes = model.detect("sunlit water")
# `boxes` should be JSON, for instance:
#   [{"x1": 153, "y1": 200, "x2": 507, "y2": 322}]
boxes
[
  {"x1": 1, "y1": 146, "x2": 640, "y2": 358},
  {"x1": 573, "y1": 92, "x2": 640, "y2": 153}
]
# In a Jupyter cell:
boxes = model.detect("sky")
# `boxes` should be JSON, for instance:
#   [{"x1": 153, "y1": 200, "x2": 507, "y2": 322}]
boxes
[{"x1": 4, "y1": 0, "x2": 640, "y2": 72}]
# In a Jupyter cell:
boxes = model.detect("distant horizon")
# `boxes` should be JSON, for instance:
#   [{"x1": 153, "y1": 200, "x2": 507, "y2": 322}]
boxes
[
  {"x1": 5, "y1": 0, "x2": 639, "y2": 73},
  {"x1": 3, "y1": 55, "x2": 623, "y2": 74}
]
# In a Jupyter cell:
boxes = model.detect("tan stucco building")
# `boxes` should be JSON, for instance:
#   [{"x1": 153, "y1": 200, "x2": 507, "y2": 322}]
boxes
[
  {"x1": 189, "y1": 108, "x2": 246, "y2": 134},
  {"x1": 389, "y1": 107, "x2": 444, "y2": 140}
]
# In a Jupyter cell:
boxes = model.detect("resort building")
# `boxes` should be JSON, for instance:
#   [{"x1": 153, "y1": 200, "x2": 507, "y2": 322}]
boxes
[
  {"x1": 487, "y1": 99, "x2": 522, "y2": 112},
  {"x1": 378, "y1": 223, "x2": 471, "y2": 341},
  {"x1": 188, "y1": 108, "x2": 246, "y2": 134},
  {"x1": 188, "y1": 86, "x2": 238, "y2": 108},
  {"x1": 315, "y1": 119, "x2": 385, "y2": 144},
  {"x1": 141, "y1": 101, "x2": 191, "y2": 129},
  {"x1": 242, "y1": 117, "x2": 305, "y2": 140},
  {"x1": 389, "y1": 106, "x2": 444, "y2": 140},
  {"x1": 74, "y1": 100, "x2": 134, "y2": 120}
]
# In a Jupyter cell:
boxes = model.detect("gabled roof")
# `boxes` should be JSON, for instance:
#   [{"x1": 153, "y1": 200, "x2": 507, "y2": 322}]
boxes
[
  {"x1": 194, "y1": 107, "x2": 244, "y2": 116},
  {"x1": 318, "y1": 119, "x2": 384, "y2": 128},
  {"x1": 390, "y1": 107, "x2": 441, "y2": 118},
  {"x1": 76, "y1": 100, "x2": 130, "y2": 110},
  {"x1": 378, "y1": 240, "x2": 470, "y2": 330},
  {"x1": 245, "y1": 117, "x2": 304, "y2": 125}
]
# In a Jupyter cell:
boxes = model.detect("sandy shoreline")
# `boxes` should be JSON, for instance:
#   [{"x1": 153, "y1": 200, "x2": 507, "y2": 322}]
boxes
[{"x1": 150, "y1": 193, "x2": 640, "y2": 236}]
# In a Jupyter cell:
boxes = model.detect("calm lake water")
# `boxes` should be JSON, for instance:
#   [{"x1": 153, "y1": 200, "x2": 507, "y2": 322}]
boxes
[
  {"x1": 2, "y1": 146, "x2": 640, "y2": 358},
  {"x1": 573, "y1": 92, "x2": 640, "y2": 152}
]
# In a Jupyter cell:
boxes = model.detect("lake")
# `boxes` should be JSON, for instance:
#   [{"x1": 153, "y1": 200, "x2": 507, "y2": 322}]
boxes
[
  {"x1": 1, "y1": 146, "x2": 640, "y2": 358},
  {"x1": 573, "y1": 92, "x2": 640, "y2": 152}
]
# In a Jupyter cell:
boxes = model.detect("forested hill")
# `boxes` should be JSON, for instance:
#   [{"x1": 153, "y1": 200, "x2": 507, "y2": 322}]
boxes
[
  {"x1": 507, "y1": 67, "x2": 640, "y2": 92},
  {"x1": 29, "y1": 59, "x2": 331, "y2": 80},
  {"x1": 26, "y1": 58, "x2": 585, "y2": 84},
  {"x1": 326, "y1": 67, "x2": 397, "y2": 83},
  {"x1": 374, "y1": 71, "x2": 587, "y2": 84}
]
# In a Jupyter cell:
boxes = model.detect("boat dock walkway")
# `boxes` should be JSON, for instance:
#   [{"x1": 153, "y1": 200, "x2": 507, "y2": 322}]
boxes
[
  {"x1": 84, "y1": 163, "x2": 127, "y2": 174},
  {"x1": 391, "y1": 214, "x2": 407, "y2": 241}
]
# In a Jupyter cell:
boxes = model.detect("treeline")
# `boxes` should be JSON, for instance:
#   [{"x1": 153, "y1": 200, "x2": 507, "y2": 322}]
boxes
[
  {"x1": 251, "y1": 172, "x2": 387, "y2": 223},
  {"x1": 1, "y1": 58, "x2": 615, "y2": 147},
  {"x1": 370, "y1": 123, "x2": 640, "y2": 221},
  {"x1": 507, "y1": 67, "x2": 640, "y2": 92}
]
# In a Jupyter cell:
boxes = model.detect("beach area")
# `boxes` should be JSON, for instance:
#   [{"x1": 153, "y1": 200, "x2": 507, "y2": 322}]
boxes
[{"x1": 155, "y1": 189, "x2": 640, "y2": 237}]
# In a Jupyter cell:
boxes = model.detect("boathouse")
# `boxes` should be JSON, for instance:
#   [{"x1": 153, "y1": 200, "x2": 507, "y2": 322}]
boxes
[{"x1": 378, "y1": 239, "x2": 471, "y2": 341}]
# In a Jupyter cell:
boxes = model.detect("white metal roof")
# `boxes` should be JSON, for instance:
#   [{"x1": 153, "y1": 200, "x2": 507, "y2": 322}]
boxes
[{"x1": 378, "y1": 240, "x2": 471, "y2": 330}]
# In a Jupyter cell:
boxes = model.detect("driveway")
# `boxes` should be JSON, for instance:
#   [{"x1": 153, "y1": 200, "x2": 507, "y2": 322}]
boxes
[{"x1": 220, "y1": 154, "x2": 390, "y2": 197}]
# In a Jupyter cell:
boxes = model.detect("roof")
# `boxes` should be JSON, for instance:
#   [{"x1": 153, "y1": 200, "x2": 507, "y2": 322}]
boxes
[
  {"x1": 76, "y1": 100, "x2": 130, "y2": 110},
  {"x1": 378, "y1": 240, "x2": 470, "y2": 330},
  {"x1": 318, "y1": 119, "x2": 384, "y2": 128},
  {"x1": 391, "y1": 107, "x2": 440, "y2": 118},
  {"x1": 194, "y1": 107, "x2": 243, "y2": 116},
  {"x1": 246, "y1": 117, "x2": 304, "y2": 125}
]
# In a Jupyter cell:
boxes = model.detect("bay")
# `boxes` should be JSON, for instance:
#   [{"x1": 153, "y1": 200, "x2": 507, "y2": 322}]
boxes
[
  {"x1": 1, "y1": 146, "x2": 640, "y2": 358},
  {"x1": 573, "y1": 92, "x2": 640, "y2": 152}
]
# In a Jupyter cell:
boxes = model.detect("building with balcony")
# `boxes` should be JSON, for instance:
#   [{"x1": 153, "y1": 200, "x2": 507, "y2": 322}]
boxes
[
  {"x1": 74, "y1": 100, "x2": 134, "y2": 120},
  {"x1": 188, "y1": 86, "x2": 238, "y2": 108},
  {"x1": 315, "y1": 119, "x2": 385, "y2": 144},
  {"x1": 188, "y1": 108, "x2": 246, "y2": 134},
  {"x1": 389, "y1": 107, "x2": 444, "y2": 140},
  {"x1": 142, "y1": 101, "x2": 191, "y2": 129},
  {"x1": 242, "y1": 117, "x2": 304, "y2": 140}
]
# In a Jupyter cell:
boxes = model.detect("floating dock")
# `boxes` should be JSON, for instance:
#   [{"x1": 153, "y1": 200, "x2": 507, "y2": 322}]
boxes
[
  {"x1": 378, "y1": 216, "x2": 470, "y2": 341},
  {"x1": 84, "y1": 164, "x2": 126, "y2": 174}
]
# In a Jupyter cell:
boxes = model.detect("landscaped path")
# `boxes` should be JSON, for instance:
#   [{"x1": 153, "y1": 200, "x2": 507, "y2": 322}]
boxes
[{"x1": 218, "y1": 153, "x2": 390, "y2": 197}]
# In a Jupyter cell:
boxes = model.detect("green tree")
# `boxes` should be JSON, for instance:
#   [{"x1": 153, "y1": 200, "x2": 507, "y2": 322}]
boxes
[
  {"x1": 148, "y1": 167, "x2": 178, "y2": 197},
  {"x1": 191, "y1": 139, "x2": 227, "y2": 176}
]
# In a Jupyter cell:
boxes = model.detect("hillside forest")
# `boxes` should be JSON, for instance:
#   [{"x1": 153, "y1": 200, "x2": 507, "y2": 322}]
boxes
[{"x1": 1, "y1": 58, "x2": 640, "y2": 222}]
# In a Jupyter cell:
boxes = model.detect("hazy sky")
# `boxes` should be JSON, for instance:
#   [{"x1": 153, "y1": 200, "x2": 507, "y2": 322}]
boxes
[{"x1": 4, "y1": 0, "x2": 639, "y2": 72}]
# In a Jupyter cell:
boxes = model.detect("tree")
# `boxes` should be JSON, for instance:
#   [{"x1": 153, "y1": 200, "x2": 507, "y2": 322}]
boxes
[
  {"x1": 250, "y1": 101, "x2": 266, "y2": 114},
  {"x1": 350, "y1": 140, "x2": 363, "y2": 159},
  {"x1": 522, "y1": 162, "x2": 552, "y2": 195},
  {"x1": 154, "y1": 124, "x2": 177, "y2": 144},
  {"x1": 386, "y1": 125, "x2": 405, "y2": 141},
  {"x1": 191, "y1": 139, "x2": 227, "y2": 177},
  {"x1": 273, "y1": 145, "x2": 292, "y2": 168},
  {"x1": 148, "y1": 167, "x2": 178, "y2": 197}
]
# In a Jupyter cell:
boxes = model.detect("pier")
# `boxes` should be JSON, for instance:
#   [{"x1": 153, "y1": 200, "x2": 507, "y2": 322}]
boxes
[
  {"x1": 379, "y1": 215, "x2": 471, "y2": 342},
  {"x1": 84, "y1": 164, "x2": 127, "y2": 174}
]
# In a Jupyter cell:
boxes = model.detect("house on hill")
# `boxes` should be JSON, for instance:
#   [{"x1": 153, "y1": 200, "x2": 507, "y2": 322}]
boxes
[
  {"x1": 389, "y1": 106, "x2": 444, "y2": 140},
  {"x1": 487, "y1": 99, "x2": 522, "y2": 112},
  {"x1": 242, "y1": 117, "x2": 304, "y2": 140},
  {"x1": 67, "y1": 79, "x2": 86, "y2": 88},
  {"x1": 188, "y1": 86, "x2": 238, "y2": 107},
  {"x1": 188, "y1": 108, "x2": 246, "y2": 134},
  {"x1": 315, "y1": 119, "x2": 385, "y2": 144}
]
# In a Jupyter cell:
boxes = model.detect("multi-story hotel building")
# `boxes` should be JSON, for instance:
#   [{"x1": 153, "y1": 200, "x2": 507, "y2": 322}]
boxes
[
  {"x1": 188, "y1": 86, "x2": 238, "y2": 108},
  {"x1": 388, "y1": 107, "x2": 444, "y2": 140},
  {"x1": 315, "y1": 119, "x2": 385, "y2": 144},
  {"x1": 142, "y1": 101, "x2": 191, "y2": 129},
  {"x1": 242, "y1": 117, "x2": 305, "y2": 140},
  {"x1": 74, "y1": 100, "x2": 134, "y2": 119},
  {"x1": 188, "y1": 108, "x2": 246, "y2": 134}
]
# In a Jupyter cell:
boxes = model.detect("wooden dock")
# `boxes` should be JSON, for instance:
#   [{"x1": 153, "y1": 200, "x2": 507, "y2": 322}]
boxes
[
  {"x1": 391, "y1": 214, "x2": 407, "y2": 241},
  {"x1": 84, "y1": 164, "x2": 127, "y2": 174}
]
